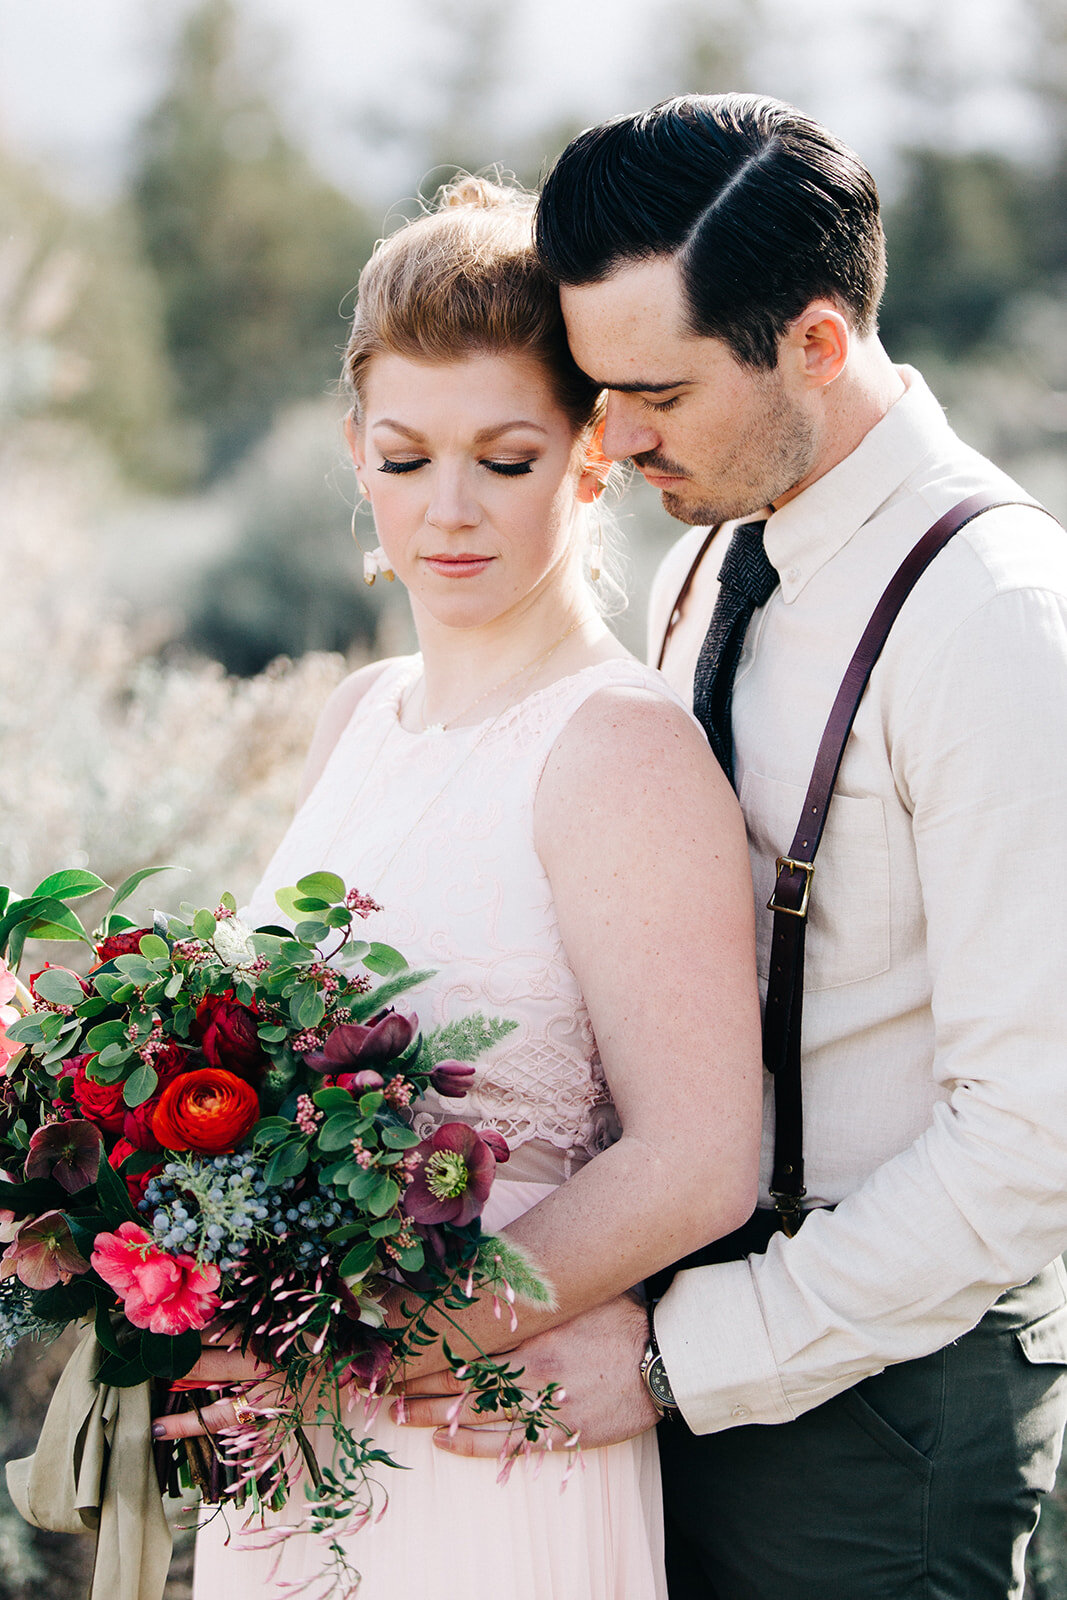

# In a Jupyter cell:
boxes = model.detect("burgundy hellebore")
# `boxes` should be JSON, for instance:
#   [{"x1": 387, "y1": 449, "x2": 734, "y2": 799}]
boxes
[
  {"x1": 402, "y1": 1122, "x2": 498, "y2": 1227},
  {"x1": 429, "y1": 1060, "x2": 476, "y2": 1099},
  {"x1": 23, "y1": 1120, "x2": 102, "y2": 1194},
  {"x1": 1, "y1": 1210, "x2": 90, "y2": 1290},
  {"x1": 304, "y1": 1012, "x2": 416, "y2": 1075}
]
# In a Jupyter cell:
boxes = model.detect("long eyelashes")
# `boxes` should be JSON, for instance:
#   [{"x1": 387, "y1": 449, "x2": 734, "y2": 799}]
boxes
[
  {"x1": 376, "y1": 458, "x2": 536, "y2": 477},
  {"x1": 642, "y1": 396, "x2": 681, "y2": 414}
]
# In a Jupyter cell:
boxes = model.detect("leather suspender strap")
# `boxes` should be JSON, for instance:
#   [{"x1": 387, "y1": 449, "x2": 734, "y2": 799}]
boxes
[
  {"x1": 655, "y1": 525, "x2": 722, "y2": 670},
  {"x1": 763, "y1": 492, "x2": 1056, "y2": 1234}
]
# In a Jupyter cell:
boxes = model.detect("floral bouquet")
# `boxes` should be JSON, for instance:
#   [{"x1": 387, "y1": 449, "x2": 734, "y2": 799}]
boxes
[{"x1": 0, "y1": 866, "x2": 561, "y2": 1594}]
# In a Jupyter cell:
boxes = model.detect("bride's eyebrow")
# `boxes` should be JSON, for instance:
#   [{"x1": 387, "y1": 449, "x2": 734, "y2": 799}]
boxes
[{"x1": 371, "y1": 420, "x2": 550, "y2": 443}]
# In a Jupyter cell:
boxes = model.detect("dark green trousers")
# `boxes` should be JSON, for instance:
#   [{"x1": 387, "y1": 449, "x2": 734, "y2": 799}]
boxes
[{"x1": 657, "y1": 1230, "x2": 1067, "y2": 1600}]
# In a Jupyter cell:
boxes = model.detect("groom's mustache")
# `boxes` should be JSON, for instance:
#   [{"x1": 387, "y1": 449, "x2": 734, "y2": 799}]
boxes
[{"x1": 631, "y1": 450, "x2": 689, "y2": 478}]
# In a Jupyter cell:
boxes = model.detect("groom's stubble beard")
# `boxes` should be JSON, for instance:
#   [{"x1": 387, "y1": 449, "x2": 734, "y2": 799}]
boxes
[{"x1": 635, "y1": 375, "x2": 819, "y2": 527}]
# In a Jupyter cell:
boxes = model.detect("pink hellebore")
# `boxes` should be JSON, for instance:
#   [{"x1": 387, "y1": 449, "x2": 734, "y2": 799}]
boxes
[
  {"x1": 429, "y1": 1060, "x2": 476, "y2": 1100},
  {"x1": 91, "y1": 1222, "x2": 222, "y2": 1335},
  {"x1": 402, "y1": 1122, "x2": 499, "y2": 1228},
  {"x1": 1, "y1": 1210, "x2": 90, "y2": 1290}
]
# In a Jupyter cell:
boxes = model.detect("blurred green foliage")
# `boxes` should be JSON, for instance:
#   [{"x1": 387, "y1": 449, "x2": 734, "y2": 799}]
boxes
[{"x1": 131, "y1": 0, "x2": 376, "y2": 479}]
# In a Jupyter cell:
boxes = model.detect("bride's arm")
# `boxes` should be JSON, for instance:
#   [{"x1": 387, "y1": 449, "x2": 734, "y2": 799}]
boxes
[{"x1": 394, "y1": 682, "x2": 763, "y2": 1369}]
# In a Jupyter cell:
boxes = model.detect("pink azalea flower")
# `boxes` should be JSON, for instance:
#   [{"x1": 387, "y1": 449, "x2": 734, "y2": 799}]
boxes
[
  {"x1": 91, "y1": 1221, "x2": 222, "y2": 1335},
  {"x1": 0, "y1": 959, "x2": 24, "y2": 1074}
]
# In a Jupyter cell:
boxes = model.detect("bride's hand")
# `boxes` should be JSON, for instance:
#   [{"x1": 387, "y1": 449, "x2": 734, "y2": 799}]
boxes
[
  {"x1": 149, "y1": 1329, "x2": 275, "y2": 1441},
  {"x1": 392, "y1": 1295, "x2": 659, "y2": 1454}
]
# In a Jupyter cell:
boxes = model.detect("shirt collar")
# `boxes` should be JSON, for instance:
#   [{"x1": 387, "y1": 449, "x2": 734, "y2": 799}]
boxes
[{"x1": 761, "y1": 367, "x2": 954, "y2": 602}]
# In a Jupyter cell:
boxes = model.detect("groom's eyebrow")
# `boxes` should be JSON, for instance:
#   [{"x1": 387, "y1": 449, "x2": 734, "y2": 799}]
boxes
[{"x1": 594, "y1": 379, "x2": 689, "y2": 394}]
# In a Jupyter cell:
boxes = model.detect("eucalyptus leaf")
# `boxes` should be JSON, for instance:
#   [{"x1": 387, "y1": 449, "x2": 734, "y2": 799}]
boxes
[
  {"x1": 317, "y1": 1112, "x2": 363, "y2": 1152},
  {"x1": 138, "y1": 934, "x2": 170, "y2": 960},
  {"x1": 380, "y1": 1125, "x2": 420, "y2": 1150},
  {"x1": 32, "y1": 967, "x2": 87, "y2": 1008},
  {"x1": 95, "y1": 1044, "x2": 133, "y2": 1072},
  {"x1": 2, "y1": 1014, "x2": 44, "y2": 1045},
  {"x1": 264, "y1": 1141, "x2": 309, "y2": 1185},
  {"x1": 338, "y1": 1239, "x2": 378, "y2": 1278},
  {"x1": 295, "y1": 986, "x2": 325, "y2": 1030},
  {"x1": 362, "y1": 943, "x2": 408, "y2": 978},
  {"x1": 295, "y1": 871, "x2": 346, "y2": 903},
  {"x1": 365, "y1": 1175, "x2": 400, "y2": 1217},
  {"x1": 192, "y1": 909, "x2": 217, "y2": 941},
  {"x1": 86, "y1": 1019, "x2": 129, "y2": 1051},
  {"x1": 294, "y1": 919, "x2": 330, "y2": 945},
  {"x1": 123, "y1": 1063, "x2": 159, "y2": 1108}
]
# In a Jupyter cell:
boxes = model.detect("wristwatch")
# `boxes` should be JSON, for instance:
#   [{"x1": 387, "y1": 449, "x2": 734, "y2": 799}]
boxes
[{"x1": 640, "y1": 1312, "x2": 680, "y2": 1417}]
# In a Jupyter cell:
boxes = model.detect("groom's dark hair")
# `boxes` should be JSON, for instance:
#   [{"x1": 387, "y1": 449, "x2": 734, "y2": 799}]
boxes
[{"x1": 535, "y1": 93, "x2": 886, "y2": 370}]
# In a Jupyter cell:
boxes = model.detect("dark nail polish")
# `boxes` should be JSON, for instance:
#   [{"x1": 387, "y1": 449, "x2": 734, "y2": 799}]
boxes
[{"x1": 151, "y1": 1423, "x2": 167, "y2": 1440}]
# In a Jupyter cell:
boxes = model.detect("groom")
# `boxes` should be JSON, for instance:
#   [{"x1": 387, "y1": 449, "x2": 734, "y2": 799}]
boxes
[{"x1": 402, "y1": 96, "x2": 1067, "y2": 1596}]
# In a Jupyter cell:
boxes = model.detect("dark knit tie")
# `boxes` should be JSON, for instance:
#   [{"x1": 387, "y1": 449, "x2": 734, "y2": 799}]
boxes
[{"x1": 692, "y1": 520, "x2": 778, "y2": 785}]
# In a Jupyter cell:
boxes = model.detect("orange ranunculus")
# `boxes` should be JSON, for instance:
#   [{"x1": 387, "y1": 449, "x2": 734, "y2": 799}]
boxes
[{"x1": 151, "y1": 1067, "x2": 260, "y2": 1154}]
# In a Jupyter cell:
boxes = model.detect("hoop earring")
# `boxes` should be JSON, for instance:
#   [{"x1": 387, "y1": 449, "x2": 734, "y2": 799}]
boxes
[
  {"x1": 590, "y1": 495, "x2": 604, "y2": 583},
  {"x1": 351, "y1": 503, "x2": 395, "y2": 587}
]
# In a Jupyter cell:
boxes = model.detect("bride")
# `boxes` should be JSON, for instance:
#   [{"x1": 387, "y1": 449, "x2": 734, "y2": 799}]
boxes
[{"x1": 157, "y1": 175, "x2": 762, "y2": 1599}]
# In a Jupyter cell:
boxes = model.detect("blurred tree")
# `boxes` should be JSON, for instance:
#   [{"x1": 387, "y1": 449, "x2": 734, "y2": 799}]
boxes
[
  {"x1": 0, "y1": 147, "x2": 183, "y2": 488},
  {"x1": 131, "y1": 0, "x2": 376, "y2": 478}
]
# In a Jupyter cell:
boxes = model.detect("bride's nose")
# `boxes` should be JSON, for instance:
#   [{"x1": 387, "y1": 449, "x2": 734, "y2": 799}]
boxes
[{"x1": 425, "y1": 467, "x2": 480, "y2": 532}]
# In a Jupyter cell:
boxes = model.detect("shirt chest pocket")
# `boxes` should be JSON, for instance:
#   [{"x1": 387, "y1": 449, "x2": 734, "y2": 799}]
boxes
[{"x1": 740, "y1": 769, "x2": 892, "y2": 992}]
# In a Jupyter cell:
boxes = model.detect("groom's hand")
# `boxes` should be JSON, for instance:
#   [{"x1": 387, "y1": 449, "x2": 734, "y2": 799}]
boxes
[{"x1": 396, "y1": 1295, "x2": 661, "y2": 1456}]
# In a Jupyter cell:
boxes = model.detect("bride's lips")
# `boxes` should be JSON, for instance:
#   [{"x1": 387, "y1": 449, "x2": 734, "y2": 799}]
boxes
[{"x1": 422, "y1": 554, "x2": 495, "y2": 577}]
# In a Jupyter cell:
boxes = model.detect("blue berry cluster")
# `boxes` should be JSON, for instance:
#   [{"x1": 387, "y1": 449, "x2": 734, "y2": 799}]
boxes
[
  {"x1": 0, "y1": 1274, "x2": 61, "y2": 1353},
  {"x1": 141, "y1": 1151, "x2": 361, "y2": 1273}
]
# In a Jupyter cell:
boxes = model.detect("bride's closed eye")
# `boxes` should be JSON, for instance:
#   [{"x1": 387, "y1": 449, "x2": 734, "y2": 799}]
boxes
[{"x1": 376, "y1": 458, "x2": 536, "y2": 477}]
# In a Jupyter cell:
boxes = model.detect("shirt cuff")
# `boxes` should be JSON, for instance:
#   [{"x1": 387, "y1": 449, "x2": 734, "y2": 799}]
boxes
[{"x1": 654, "y1": 1258, "x2": 795, "y2": 1434}]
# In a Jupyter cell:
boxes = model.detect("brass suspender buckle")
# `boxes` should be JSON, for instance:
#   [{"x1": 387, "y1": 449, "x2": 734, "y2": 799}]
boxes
[{"x1": 767, "y1": 856, "x2": 815, "y2": 918}]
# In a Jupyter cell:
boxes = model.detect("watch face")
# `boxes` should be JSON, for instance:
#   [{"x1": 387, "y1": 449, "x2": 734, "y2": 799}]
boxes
[{"x1": 645, "y1": 1354, "x2": 676, "y2": 1409}]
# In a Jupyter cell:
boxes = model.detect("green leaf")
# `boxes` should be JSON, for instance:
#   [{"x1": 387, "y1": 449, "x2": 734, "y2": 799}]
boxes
[
  {"x1": 105, "y1": 866, "x2": 182, "y2": 920},
  {"x1": 32, "y1": 967, "x2": 87, "y2": 1008},
  {"x1": 86, "y1": 1019, "x2": 129, "y2": 1051},
  {"x1": 317, "y1": 1112, "x2": 363, "y2": 1152},
  {"x1": 272, "y1": 886, "x2": 306, "y2": 923},
  {"x1": 139, "y1": 1328, "x2": 202, "y2": 1380},
  {"x1": 322, "y1": 907, "x2": 353, "y2": 930},
  {"x1": 93, "y1": 1145, "x2": 140, "y2": 1224},
  {"x1": 94, "y1": 1349, "x2": 153, "y2": 1388},
  {"x1": 423, "y1": 1015, "x2": 518, "y2": 1066},
  {"x1": 39, "y1": 1011, "x2": 66, "y2": 1041},
  {"x1": 291, "y1": 896, "x2": 330, "y2": 912},
  {"x1": 164, "y1": 971, "x2": 184, "y2": 999},
  {"x1": 95, "y1": 1044, "x2": 133, "y2": 1073},
  {"x1": 295, "y1": 986, "x2": 325, "y2": 1030},
  {"x1": 123, "y1": 1063, "x2": 159, "y2": 1108},
  {"x1": 94, "y1": 1299, "x2": 125, "y2": 1357},
  {"x1": 3, "y1": 1014, "x2": 45, "y2": 1045},
  {"x1": 338, "y1": 1239, "x2": 378, "y2": 1278},
  {"x1": 359, "y1": 1090, "x2": 384, "y2": 1117},
  {"x1": 295, "y1": 871, "x2": 346, "y2": 904},
  {"x1": 113, "y1": 954, "x2": 158, "y2": 985},
  {"x1": 192, "y1": 909, "x2": 217, "y2": 941},
  {"x1": 394, "y1": 1240, "x2": 425, "y2": 1272},
  {"x1": 323, "y1": 1221, "x2": 369, "y2": 1244},
  {"x1": 349, "y1": 969, "x2": 435, "y2": 1021},
  {"x1": 264, "y1": 1141, "x2": 309, "y2": 1185},
  {"x1": 32, "y1": 869, "x2": 109, "y2": 902},
  {"x1": 138, "y1": 933, "x2": 170, "y2": 960},
  {"x1": 256, "y1": 1024, "x2": 288, "y2": 1043},
  {"x1": 368, "y1": 1217, "x2": 401, "y2": 1237},
  {"x1": 219, "y1": 892, "x2": 237, "y2": 914},
  {"x1": 311, "y1": 1086, "x2": 357, "y2": 1111},
  {"x1": 362, "y1": 943, "x2": 408, "y2": 978},
  {"x1": 294, "y1": 920, "x2": 330, "y2": 945},
  {"x1": 41, "y1": 1034, "x2": 83, "y2": 1069},
  {"x1": 345, "y1": 1168, "x2": 384, "y2": 1201},
  {"x1": 380, "y1": 1124, "x2": 419, "y2": 1150},
  {"x1": 365, "y1": 1175, "x2": 400, "y2": 1217}
]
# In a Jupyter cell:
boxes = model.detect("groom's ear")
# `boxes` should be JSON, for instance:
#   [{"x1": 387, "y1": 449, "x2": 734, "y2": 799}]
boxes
[{"x1": 781, "y1": 302, "x2": 851, "y2": 390}]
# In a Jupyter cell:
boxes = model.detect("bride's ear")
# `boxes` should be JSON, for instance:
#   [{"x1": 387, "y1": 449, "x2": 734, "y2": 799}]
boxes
[
  {"x1": 577, "y1": 419, "x2": 612, "y2": 504},
  {"x1": 344, "y1": 410, "x2": 367, "y2": 481}
]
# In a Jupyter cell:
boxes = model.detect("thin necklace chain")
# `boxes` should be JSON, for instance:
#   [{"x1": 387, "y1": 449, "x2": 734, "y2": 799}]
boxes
[
  {"x1": 405, "y1": 615, "x2": 590, "y2": 734},
  {"x1": 321, "y1": 616, "x2": 594, "y2": 897}
]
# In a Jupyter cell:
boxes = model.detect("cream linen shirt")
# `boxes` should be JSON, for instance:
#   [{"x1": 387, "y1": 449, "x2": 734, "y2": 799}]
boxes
[{"x1": 648, "y1": 367, "x2": 1067, "y2": 1433}]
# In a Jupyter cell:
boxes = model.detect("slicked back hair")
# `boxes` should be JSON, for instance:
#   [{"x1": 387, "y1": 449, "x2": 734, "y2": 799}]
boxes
[{"x1": 535, "y1": 94, "x2": 887, "y2": 369}]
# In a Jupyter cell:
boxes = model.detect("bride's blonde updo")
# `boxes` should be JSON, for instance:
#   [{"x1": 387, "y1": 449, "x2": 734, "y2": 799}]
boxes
[{"x1": 342, "y1": 175, "x2": 602, "y2": 433}]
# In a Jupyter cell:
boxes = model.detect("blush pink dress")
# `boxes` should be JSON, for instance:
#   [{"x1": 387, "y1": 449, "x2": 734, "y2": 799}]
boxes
[{"x1": 193, "y1": 655, "x2": 676, "y2": 1600}]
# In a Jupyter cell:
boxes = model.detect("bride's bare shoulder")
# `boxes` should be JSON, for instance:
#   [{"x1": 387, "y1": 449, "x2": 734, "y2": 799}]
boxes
[{"x1": 295, "y1": 658, "x2": 398, "y2": 806}]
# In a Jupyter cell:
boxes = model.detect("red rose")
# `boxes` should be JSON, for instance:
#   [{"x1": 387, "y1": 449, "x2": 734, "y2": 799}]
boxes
[
  {"x1": 194, "y1": 994, "x2": 266, "y2": 1079},
  {"x1": 152, "y1": 1068, "x2": 260, "y2": 1154},
  {"x1": 123, "y1": 1099, "x2": 163, "y2": 1151},
  {"x1": 92, "y1": 929, "x2": 153, "y2": 966},
  {"x1": 66, "y1": 1056, "x2": 125, "y2": 1135}
]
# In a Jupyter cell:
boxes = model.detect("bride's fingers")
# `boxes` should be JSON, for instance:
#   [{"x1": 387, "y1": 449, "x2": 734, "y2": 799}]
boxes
[
  {"x1": 394, "y1": 1367, "x2": 466, "y2": 1398},
  {"x1": 152, "y1": 1396, "x2": 251, "y2": 1441}
]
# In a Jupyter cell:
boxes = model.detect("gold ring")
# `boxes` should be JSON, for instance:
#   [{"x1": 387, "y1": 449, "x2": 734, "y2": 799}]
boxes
[{"x1": 231, "y1": 1395, "x2": 257, "y2": 1427}]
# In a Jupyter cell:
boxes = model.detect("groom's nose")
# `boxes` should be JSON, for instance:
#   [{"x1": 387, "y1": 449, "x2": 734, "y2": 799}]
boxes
[{"x1": 601, "y1": 394, "x2": 660, "y2": 462}]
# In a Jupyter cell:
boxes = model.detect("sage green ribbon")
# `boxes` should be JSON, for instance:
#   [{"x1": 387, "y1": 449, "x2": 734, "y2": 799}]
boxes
[{"x1": 6, "y1": 1331, "x2": 173, "y2": 1600}]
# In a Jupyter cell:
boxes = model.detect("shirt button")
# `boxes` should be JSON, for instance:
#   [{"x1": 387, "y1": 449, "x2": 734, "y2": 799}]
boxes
[
  {"x1": 786, "y1": 566, "x2": 800, "y2": 583},
  {"x1": 731, "y1": 1404, "x2": 750, "y2": 1420}
]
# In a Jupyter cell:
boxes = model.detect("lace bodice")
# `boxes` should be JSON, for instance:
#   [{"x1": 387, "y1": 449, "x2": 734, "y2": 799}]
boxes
[{"x1": 246, "y1": 655, "x2": 685, "y2": 1181}]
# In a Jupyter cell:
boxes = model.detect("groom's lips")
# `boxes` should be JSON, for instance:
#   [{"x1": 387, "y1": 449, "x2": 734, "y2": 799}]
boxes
[{"x1": 640, "y1": 468, "x2": 688, "y2": 488}]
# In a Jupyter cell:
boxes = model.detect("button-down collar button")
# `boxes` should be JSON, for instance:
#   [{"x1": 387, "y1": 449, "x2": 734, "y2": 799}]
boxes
[{"x1": 731, "y1": 1403, "x2": 750, "y2": 1419}]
